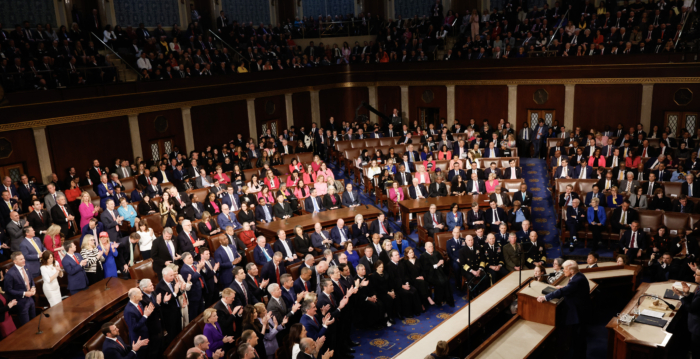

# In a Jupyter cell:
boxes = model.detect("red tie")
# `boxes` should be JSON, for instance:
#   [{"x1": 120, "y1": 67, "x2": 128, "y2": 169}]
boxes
[
  {"x1": 110, "y1": 211, "x2": 119, "y2": 231},
  {"x1": 276, "y1": 266, "x2": 280, "y2": 284},
  {"x1": 304, "y1": 281, "x2": 309, "y2": 291},
  {"x1": 116, "y1": 338, "x2": 125, "y2": 349},
  {"x1": 433, "y1": 213, "x2": 438, "y2": 225},
  {"x1": 338, "y1": 282, "x2": 345, "y2": 295},
  {"x1": 97, "y1": 168, "x2": 101, "y2": 175},
  {"x1": 137, "y1": 304, "x2": 143, "y2": 315},
  {"x1": 380, "y1": 221, "x2": 387, "y2": 233},
  {"x1": 227, "y1": 304, "x2": 232, "y2": 314},
  {"x1": 313, "y1": 316, "x2": 319, "y2": 326},
  {"x1": 189, "y1": 232, "x2": 199, "y2": 254},
  {"x1": 61, "y1": 206, "x2": 71, "y2": 228},
  {"x1": 193, "y1": 265, "x2": 205, "y2": 287},
  {"x1": 73, "y1": 254, "x2": 79, "y2": 264},
  {"x1": 329, "y1": 294, "x2": 336, "y2": 306},
  {"x1": 630, "y1": 232, "x2": 636, "y2": 248},
  {"x1": 643, "y1": 148, "x2": 647, "y2": 157},
  {"x1": 254, "y1": 277, "x2": 259, "y2": 287},
  {"x1": 147, "y1": 177, "x2": 152, "y2": 185}
]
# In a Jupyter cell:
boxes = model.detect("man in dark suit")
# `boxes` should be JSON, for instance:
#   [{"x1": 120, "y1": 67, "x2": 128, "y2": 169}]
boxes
[
  {"x1": 255, "y1": 197, "x2": 275, "y2": 223},
  {"x1": 261, "y1": 252, "x2": 287, "y2": 285},
  {"x1": 342, "y1": 184, "x2": 361, "y2": 207},
  {"x1": 408, "y1": 178, "x2": 428, "y2": 199},
  {"x1": 682, "y1": 173, "x2": 700, "y2": 198},
  {"x1": 672, "y1": 195, "x2": 695, "y2": 214},
  {"x1": 16, "y1": 175, "x2": 36, "y2": 212},
  {"x1": 565, "y1": 199, "x2": 588, "y2": 251},
  {"x1": 273, "y1": 231, "x2": 299, "y2": 265},
  {"x1": 138, "y1": 278, "x2": 164, "y2": 358},
  {"x1": 532, "y1": 119, "x2": 549, "y2": 158},
  {"x1": 272, "y1": 194, "x2": 294, "y2": 220},
  {"x1": 89, "y1": 159, "x2": 107, "y2": 185},
  {"x1": 25, "y1": 199, "x2": 51, "y2": 236},
  {"x1": 673, "y1": 266, "x2": 700, "y2": 356},
  {"x1": 100, "y1": 321, "x2": 149, "y2": 359},
  {"x1": 304, "y1": 188, "x2": 325, "y2": 213},
  {"x1": 151, "y1": 228, "x2": 180, "y2": 281},
  {"x1": 642, "y1": 173, "x2": 662, "y2": 196},
  {"x1": 554, "y1": 159, "x2": 574, "y2": 179},
  {"x1": 512, "y1": 184, "x2": 532, "y2": 207},
  {"x1": 369, "y1": 213, "x2": 393, "y2": 240},
  {"x1": 596, "y1": 171, "x2": 618, "y2": 193},
  {"x1": 518, "y1": 122, "x2": 535, "y2": 158},
  {"x1": 358, "y1": 246, "x2": 378, "y2": 275},
  {"x1": 484, "y1": 201, "x2": 507, "y2": 233},
  {"x1": 177, "y1": 220, "x2": 206, "y2": 260},
  {"x1": 214, "y1": 288, "x2": 242, "y2": 340},
  {"x1": 124, "y1": 288, "x2": 154, "y2": 359},
  {"x1": 466, "y1": 173, "x2": 486, "y2": 195},
  {"x1": 101, "y1": 199, "x2": 123, "y2": 242},
  {"x1": 4, "y1": 252, "x2": 36, "y2": 327},
  {"x1": 294, "y1": 266, "x2": 317, "y2": 295},
  {"x1": 428, "y1": 175, "x2": 448, "y2": 197},
  {"x1": 244, "y1": 263, "x2": 268, "y2": 303},
  {"x1": 423, "y1": 204, "x2": 445, "y2": 238},
  {"x1": 154, "y1": 266, "x2": 184, "y2": 343},
  {"x1": 620, "y1": 221, "x2": 645, "y2": 262},
  {"x1": 50, "y1": 195, "x2": 76, "y2": 237},
  {"x1": 145, "y1": 178, "x2": 163, "y2": 198},
  {"x1": 467, "y1": 162, "x2": 485, "y2": 181},
  {"x1": 537, "y1": 260, "x2": 591, "y2": 359},
  {"x1": 180, "y1": 252, "x2": 205, "y2": 320},
  {"x1": 61, "y1": 241, "x2": 89, "y2": 295},
  {"x1": 503, "y1": 160, "x2": 521, "y2": 179}
]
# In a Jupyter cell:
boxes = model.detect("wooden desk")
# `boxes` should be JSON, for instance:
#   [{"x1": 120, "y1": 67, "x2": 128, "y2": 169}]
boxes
[
  {"x1": 606, "y1": 281, "x2": 697, "y2": 359},
  {"x1": 397, "y1": 194, "x2": 507, "y2": 234},
  {"x1": 256, "y1": 206, "x2": 382, "y2": 241},
  {"x1": 0, "y1": 278, "x2": 137, "y2": 359}
]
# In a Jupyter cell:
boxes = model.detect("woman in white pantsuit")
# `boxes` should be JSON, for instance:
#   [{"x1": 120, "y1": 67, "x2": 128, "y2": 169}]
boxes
[{"x1": 40, "y1": 251, "x2": 63, "y2": 307}]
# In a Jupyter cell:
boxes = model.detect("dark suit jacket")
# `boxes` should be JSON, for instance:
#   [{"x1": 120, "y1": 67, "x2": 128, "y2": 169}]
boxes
[
  {"x1": 620, "y1": 229, "x2": 646, "y2": 250},
  {"x1": 465, "y1": 180, "x2": 486, "y2": 194},
  {"x1": 544, "y1": 272, "x2": 591, "y2": 325},
  {"x1": 408, "y1": 184, "x2": 428, "y2": 199},
  {"x1": 273, "y1": 202, "x2": 293, "y2": 219},
  {"x1": 26, "y1": 209, "x2": 51, "y2": 234},
  {"x1": 229, "y1": 279, "x2": 259, "y2": 305},
  {"x1": 50, "y1": 204, "x2": 75, "y2": 235},
  {"x1": 102, "y1": 336, "x2": 136, "y2": 359},
  {"x1": 512, "y1": 191, "x2": 532, "y2": 206},
  {"x1": 261, "y1": 261, "x2": 287, "y2": 284},
  {"x1": 151, "y1": 237, "x2": 178, "y2": 278}
]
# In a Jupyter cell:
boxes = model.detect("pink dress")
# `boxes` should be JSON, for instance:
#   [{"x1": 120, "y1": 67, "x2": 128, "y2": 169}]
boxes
[
  {"x1": 485, "y1": 180, "x2": 500, "y2": 193},
  {"x1": 317, "y1": 169, "x2": 334, "y2": 180},
  {"x1": 79, "y1": 202, "x2": 97, "y2": 228}
]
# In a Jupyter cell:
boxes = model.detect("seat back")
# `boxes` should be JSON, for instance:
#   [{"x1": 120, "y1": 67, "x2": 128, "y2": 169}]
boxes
[
  {"x1": 637, "y1": 210, "x2": 664, "y2": 232},
  {"x1": 662, "y1": 212, "x2": 690, "y2": 231},
  {"x1": 130, "y1": 259, "x2": 158, "y2": 285},
  {"x1": 243, "y1": 168, "x2": 260, "y2": 182},
  {"x1": 143, "y1": 214, "x2": 164, "y2": 237},
  {"x1": 501, "y1": 179, "x2": 524, "y2": 192},
  {"x1": 556, "y1": 179, "x2": 577, "y2": 194},
  {"x1": 274, "y1": 165, "x2": 291, "y2": 176},
  {"x1": 83, "y1": 313, "x2": 129, "y2": 354},
  {"x1": 296, "y1": 153, "x2": 314, "y2": 164},
  {"x1": 577, "y1": 180, "x2": 599, "y2": 195},
  {"x1": 207, "y1": 233, "x2": 225, "y2": 253},
  {"x1": 335, "y1": 141, "x2": 354, "y2": 152},
  {"x1": 547, "y1": 138, "x2": 564, "y2": 148},
  {"x1": 664, "y1": 182, "x2": 682, "y2": 197},
  {"x1": 691, "y1": 214, "x2": 700, "y2": 229},
  {"x1": 121, "y1": 177, "x2": 137, "y2": 193},
  {"x1": 379, "y1": 137, "x2": 398, "y2": 146},
  {"x1": 186, "y1": 188, "x2": 209, "y2": 204},
  {"x1": 364, "y1": 139, "x2": 381, "y2": 148},
  {"x1": 434, "y1": 229, "x2": 477, "y2": 255},
  {"x1": 163, "y1": 312, "x2": 207, "y2": 359}
]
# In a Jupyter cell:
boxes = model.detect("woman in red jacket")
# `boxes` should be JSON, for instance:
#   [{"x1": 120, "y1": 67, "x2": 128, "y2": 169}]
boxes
[{"x1": 587, "y1": 148, "x2": 607, "y2": 167}]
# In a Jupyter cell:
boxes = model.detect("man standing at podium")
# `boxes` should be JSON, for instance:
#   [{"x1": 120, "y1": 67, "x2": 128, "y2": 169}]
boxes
[
  {"x1": 673, "y1": 265, "x2": 700, "y2": 357},
  {"x1": 536, "y1": 260, "x2": 590, "y2": 359}
]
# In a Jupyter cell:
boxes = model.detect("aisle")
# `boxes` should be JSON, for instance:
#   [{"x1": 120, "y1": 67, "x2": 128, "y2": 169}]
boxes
[{"x1": 520, "y1": 158, "x2": 562, "y2": 261}]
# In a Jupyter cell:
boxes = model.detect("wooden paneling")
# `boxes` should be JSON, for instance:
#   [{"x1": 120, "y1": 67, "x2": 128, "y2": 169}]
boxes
[
  {"x1": 292, "y1": 92, "x2": 312, "y2": 131},
  {"x1": 377, "y1": 86, "x2": 402, "y2": 124},
  {"x1": 319, "y1": 87, "x2": 370, "y2": 126},
  {"x1": 46, "y1": 117, "x2": 131, "y2": 182},
  {"x1": 574, "y1": 84, "x2": 643, "y2": 132},
  {"x1": 455, "y1": 85, "x2": 508, "y2": 125},
  {"x1": 409, "y1": 86, "x2": 447, "y2": 127},
  {"x1": 191, "y1": 101, "x2": 248, "y2": 149},
  {"x1": 138, "y1": 109, "x2": 186, "y2": 162},
  {"x1": 650, "y1": 83, "x2": 700, "y2": 131},
  {"x1": 254, "y1": 95, "x2": 287, "y2": 130},
  {"x1": 516, "y1": 85, "x2": 566, "y2": 129},
  {"x1": 0, "y1": 129, "x2": 41, "y2": 181}
]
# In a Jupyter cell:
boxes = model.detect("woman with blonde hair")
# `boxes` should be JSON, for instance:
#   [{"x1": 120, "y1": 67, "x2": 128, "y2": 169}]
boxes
[
  {"x1": 198, "y1": 211, "x2": 221, "y2": 237},
  {"x1": 79, "y1": 191, "x2": 99, "y2": 228},
  {"x1": 40, "y1": 250, "x2": 63, "y2": 307},
  {"x1": 80, "y1": 234, "x2": 105, "y2": 285},
  {"x1": 254, "y1": 302, "x2": 287, "y2": 359},
  {"x1": 43, "y1": 224, "x2": 65, "y2": 267}
]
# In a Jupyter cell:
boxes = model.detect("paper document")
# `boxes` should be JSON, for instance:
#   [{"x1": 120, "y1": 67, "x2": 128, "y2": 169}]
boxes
[{"x1": 640, "y1": 309, "x2": 665, "y2": 318}]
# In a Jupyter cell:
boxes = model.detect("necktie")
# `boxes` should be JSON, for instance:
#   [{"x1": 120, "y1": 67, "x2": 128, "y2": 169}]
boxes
[
  {"x1": 621, "y1": 211, "x2": 626, "y2": 224},
  {"x1": 61, "y1": 206, "x2": 71, "y2": 228},
  {"x1": 137, "y1": 304, "x2": 144, "y2": 315},
  {"x1": 630, "y1": 232, "x2": 636, "y2": 248},
  {"x1": 193, "y1": 265, "x2": 204, "y2": 287},
  {"x1": 648, "y1": 183, "x2": 653, "y2": 195},
  {"x1": 304, "y1": 281, "x2": 309, "y2": 291},
  {"x1": 166, "y1": 241, "x2": 174, "y2": 259},
  {"x1": 263, "y1": 248, "x2": 272, "y2": 261},
  {"x1": 116, "y1": 338, "x2": 125, "y2": 349},
  {"x1": 690, "y1": 185, "x2": 693, "y2": 197},
  {"x1": 493, "y1": 209, "x2": 499, "y2": 222},
  {"x1": 580, "y1": 168, "x2": 585, "y2": 179},
  {"x1": 276, "y1": 266, "x2": 280, "y2": 284},
  {"x1": 28, "y1": 238, "x2": 41, "y2": 254},
  {"x1": 37, "y1": 211, "x2": 42, "y2": 220},
  {"x1": 20, "y1": 267, "x2": 30, "y2": 290}
]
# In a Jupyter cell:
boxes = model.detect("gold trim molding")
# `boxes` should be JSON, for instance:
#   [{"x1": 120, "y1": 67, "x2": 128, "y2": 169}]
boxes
[{"x1": 1, "y1": 77, "x2": 698, "y2": 132}]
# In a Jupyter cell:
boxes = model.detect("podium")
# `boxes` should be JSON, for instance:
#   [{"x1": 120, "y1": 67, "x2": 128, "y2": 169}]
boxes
[{"x1": 517, "y1": 280, "x2": 560, "y2": 326}]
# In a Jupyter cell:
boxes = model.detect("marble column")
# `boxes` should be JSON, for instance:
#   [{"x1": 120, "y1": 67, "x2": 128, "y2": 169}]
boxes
[
  {"x1": 247, "y1": 98, "x2": 258, "y2": 140},
  {"x1": 446, "y1": 85, "x2": 456, "y2": 127},
  {"x1": 400, "y1": 85, "x2": 409, "y2": 123},
  {"x1": 285, "y1": 93, "x2": 294, "y2": 129},
  {"x1": 310, "y1": 90, "x2": 321, "y2": 125},
  {"x1": 32, "y1": 127, "x2": 53, "y2": 183},
  {"x1": 128, "y1": 114, "x2": 143, "y2": 160},
  {"x1": 564, "y1": 84, "x2": 576, "y2": 131},
  {"x1": 181, "y1": 107, "x2": 195, "y2": 153},
  {"x1": 368, "y1": 86, "x2": 378, "y2": 123},
  {"x1": 641, "y1": 84, "x2": 654, "y2": 131},
  {"x1": 508, "y1": 84, "x2": 518, "y2": 131}
]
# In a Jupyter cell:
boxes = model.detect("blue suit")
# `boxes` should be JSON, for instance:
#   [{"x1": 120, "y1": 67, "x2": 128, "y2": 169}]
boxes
[
  {"x1": 391, "y1": 239, "x2": 415, "y2": 254},
  {"x1": 253, "y1": 244, "x2": 274, "y2": 266},
  {"x1": 221, "y1": 193, "x2": 241, "y2": 210},
  {"x1": 217, "y1": 212, "x2": 241, "y2": 230},
  {"x1": 446, "y1": 237, "x2": 463, "y2": 275},
  {"x1": 102, "y1": 336, "x2": 137, "y2": 359},
  {"x1": 214, "y1": 245, "x2": 239, "y2": 287},
  {"x1": 255, "y1": 204, "x2": 274, "y2": 223},
  {"x1": 260, "y1": 261, "x2": 287, "y2": 284},
  {"x1": 96, "y1": 182, "x2": 116, "y2": 209},
  {"x1": 180, "y1": 262, "x2": 205, "y2": 319},
  {"x1": 680, "y1": 289, "x2": 700, "y2": 343},
  {"x1": 130, "y1": 190, "x2": 145, "y2": 202},
  {"x1": 330, "y1": 226, "x2": 353, "y2": 246},
  {"x1": 587, "y1": 206, "x2": 607, "y2": 225},
  {"x1": 584, "y1": 192, "x2": 607, "y2": 208},
  {"x1": 484, "y1": 148, "x2": 500, "y2": 158},
  {"x1": 62, "y1": 253, "x2": 89, "y2": 294},
  {"x1": 573, "y1": 165, "x2": 593, "y2": 179},
  {"x1": 124, "y1": 302, "x2": 150, "y2": 350},
  {"x1": 80, "y1": 222, "x2": 105, "y2": 245},
  {"x1": 446, "y1": 211, "x2": 464, "y2": 231},
  {"x1": 304, "y1": 196, "x2": 325, "y2": 213},
  {"x1": 300, "y1": 314, "x2": 327, "y2": 340},
  {"x1": 4, "y1": 265, "x2": 36, "y2": 326},
  {"x1": 19, "y1": 237, "x2": 45, "y2": 278},
  {"x1": 101, "y1": 209, "x2": 122, "y2": 242}
]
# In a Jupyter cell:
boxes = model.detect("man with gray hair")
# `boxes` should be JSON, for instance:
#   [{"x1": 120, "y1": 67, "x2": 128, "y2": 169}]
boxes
[
  {"x1": 537, "y1": 260, "x2": 590, "y2": 358},
  {"x1": 139, "y1": 278, "x2": 165, "y2": 358},
  {"x1": 155, "y1": 265, "x2": 185, "y2": 345},
  {"x1": 261, "y1": 251, "x2": 286, "y2": 284},
  {"x1": 124, "y1": 287, "x2": 155, "y2": 358},
  {"x1": 151, "y1": 227, "x2": 181, "y2": 281},
  {"x1": 177, "y1": 219, "x2": 206, "y2": 260}
]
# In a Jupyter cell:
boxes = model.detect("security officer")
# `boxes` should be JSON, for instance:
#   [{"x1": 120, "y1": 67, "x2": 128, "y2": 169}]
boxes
[
  {"x1": 524, "y1": 231, "x2": 547, "y2": 269},
  {"x1": 459, "y1": 235, "x2": 490, "y2": 295},
  {"x1": 483, "y1": 233, "x2": 509, "y2": 283}
]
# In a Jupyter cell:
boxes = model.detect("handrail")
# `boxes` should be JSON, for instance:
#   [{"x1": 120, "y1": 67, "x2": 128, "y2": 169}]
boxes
[
  {"x1": 674, "y1": 0, "x2": 696, "y2": 48},
  {"x1": 547, "y1": 9, "x2": 570, "y2": 47},
  {"x1": 90, "y1": 32, "x2": 142, "y2": 79},
  {"x1": 208, "y1": 29, "x2": 249, "y2": 65}
]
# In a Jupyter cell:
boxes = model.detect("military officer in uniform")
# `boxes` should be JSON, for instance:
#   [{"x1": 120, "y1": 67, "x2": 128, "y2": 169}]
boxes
[
  {"x1": 483, "y1": 233, "x2": 509, "y2": 283},
  {"x1": 459, "y1": 235, "x2": 490, "y2": 295},
  {"x1": 524, "y1": 231, "x2": 547, "y2": 269}
]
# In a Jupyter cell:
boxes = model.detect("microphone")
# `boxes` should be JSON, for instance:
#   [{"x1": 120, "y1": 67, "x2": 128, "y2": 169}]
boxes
[
  {"x1": 36, "y1": 308, "x2": 50, "y2": 334},
  {"x1": 636, "y1": 294, "x2": 676, "y2": 311},
  {"x1": 105, "y1": 276, "x2": 113, "y2": 291}
]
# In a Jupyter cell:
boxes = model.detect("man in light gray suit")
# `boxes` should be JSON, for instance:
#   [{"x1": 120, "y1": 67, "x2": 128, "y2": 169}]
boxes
[
  {"x1": 6, "y1": 211, "x2": 28, "y2": 252},
  {"x1": 266, "y1": 283, "x2": 288, "y2": 323},
  {"x1": 115, "y1": 160, "x2": 133, "y2": 179},
  {"x1": 43, "y1": 183, "x2": 65, "y2": 211},
  {"x1": 619, "y1": 172, "x2": 641, "y2": 194},
  {"x1": 195, "y1": 172, "x2": 213, "y2": 189}
]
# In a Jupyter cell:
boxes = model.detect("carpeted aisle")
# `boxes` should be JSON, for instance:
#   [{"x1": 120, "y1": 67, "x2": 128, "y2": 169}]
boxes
[{"x1": 520, "y1": 158, "x2": 562, "y2": 261}]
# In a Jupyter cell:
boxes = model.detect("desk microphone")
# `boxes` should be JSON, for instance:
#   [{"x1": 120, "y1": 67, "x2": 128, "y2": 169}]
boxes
[
  {"x1": 36, "y1": 308, "x2": 50, "y2": 334},
  {"x1": 105, "y1": 277, "x2": 113, "y2": 291},
  {"x1": 636, "y1": 294, "x2": 676, "y2": 311},
  {"x1": 365, "y1": 205, "x2": 368, "y2": 209}
]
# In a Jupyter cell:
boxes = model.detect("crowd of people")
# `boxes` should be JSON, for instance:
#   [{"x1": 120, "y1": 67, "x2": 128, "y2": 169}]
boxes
[{"x1": 3, "y1": 0, "x2": 694, "y2": 91}]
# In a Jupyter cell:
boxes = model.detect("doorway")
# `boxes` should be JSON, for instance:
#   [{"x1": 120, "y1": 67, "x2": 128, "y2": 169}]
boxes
[
  {"x1": 261, "y1": 119, "x2": 280, "y2": 148},
  {"x1": 665, "y1": 112, "x2": 698, "y2": 137},
  {"x1": 419, "y1": 107, "x2": 440, "y2": 130},
  {"x1": 0, "y1": 164, "x2": 24, "y2": 183},
  {"x1": 527, "y1": 109, "x2": 556, "y2": 128},
  {"x1": 149, "y1": 138, "x2": 174, "y2": 162},
  {"x1": 277, "y1": 0, "x2": 296, "y2": 24},
  {"x1": 192, "y1": 0, "x2": 214, "y2": 28}
]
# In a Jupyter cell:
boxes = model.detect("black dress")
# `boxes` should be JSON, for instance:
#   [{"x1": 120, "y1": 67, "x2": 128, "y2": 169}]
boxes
[
  {"x1": 351, "y1": 222, "x2": 370, "y2": 245},
  {"x1": 237, "y1": 210, "x2": 256, "y2": 225},
  {"x1": 386, "y1": 260, "x2": 422, "y2": 317},
  {"x1": 204, "y1": 199, "x2": 222, "y2": 215},
  {"x1": 138, "y1": 200, "x2": 158, "y2": 216},
  {"x1": 420, "y1": 251, "x2": 454, "y2": 306},
  {"x1": 370, "y1": 271, "x2": 397, "y2": 318},
  {"x1": 294, "y1": 234, "x2": 314, "y2": 257},
  {"x1": 197, "y1": 219, "x2": 219, "y2": 236},
  {"x1": 401, "y1": 258, "x2": 430, "y2": 308}
]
